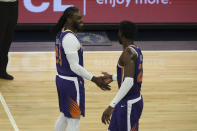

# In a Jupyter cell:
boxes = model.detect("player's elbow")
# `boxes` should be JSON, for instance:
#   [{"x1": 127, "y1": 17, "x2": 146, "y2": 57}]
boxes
[
  {"x1": 123, "y1": 77, "x2": 134, "y2": 90},
  {"x1": 70, "y1": 64, "x2": 80, "y2": 74}
]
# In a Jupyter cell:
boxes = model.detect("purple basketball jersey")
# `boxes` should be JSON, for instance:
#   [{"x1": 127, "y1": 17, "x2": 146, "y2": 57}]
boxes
[
  {"x1": 55, "y1": 30, "x2": 85, "y2": 118},
  {"x1": 117, "y1": 45, "x2": 143, "y2": 98},
  {"x1": 55, "y1": 30, "x2": 83, "y2": 77},
  {"x1": 109, "y1": 45, "x2": 143, "y2": 131}
]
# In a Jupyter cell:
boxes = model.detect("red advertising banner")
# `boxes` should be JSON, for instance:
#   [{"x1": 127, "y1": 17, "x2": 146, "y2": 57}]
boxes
[{"x1": 18, "y1": 0, "x2": 197, "y2": 23}]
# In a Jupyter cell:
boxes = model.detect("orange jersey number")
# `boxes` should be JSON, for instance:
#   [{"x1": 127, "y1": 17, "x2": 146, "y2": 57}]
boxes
[
  {"x1": 137, "y1": 64, "x2": 143, "y2": 83},
  {"x1": 56, "y1": 45, "x2": 62, "y2": 66}
]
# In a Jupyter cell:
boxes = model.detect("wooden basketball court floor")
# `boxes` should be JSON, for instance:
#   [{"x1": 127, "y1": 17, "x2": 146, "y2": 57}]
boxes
[{"x1": 0, "y1": 51, "x2": 197, "y2": 131}]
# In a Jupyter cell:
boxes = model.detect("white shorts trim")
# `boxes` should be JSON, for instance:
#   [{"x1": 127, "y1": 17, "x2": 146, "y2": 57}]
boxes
[
  {"x1": 127, "y1": 95, "x2": 142, "y2": 131},
  {"x1": 58, "y1": 75, "x2": 80, "y2": 106}
]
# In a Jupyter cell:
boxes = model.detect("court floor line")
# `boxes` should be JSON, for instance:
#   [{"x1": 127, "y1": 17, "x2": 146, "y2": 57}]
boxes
[
  {"x1": 85, "y1": 50, "x2": 197, "y2": 53},
  {"x1": 9, "y1": 50, "x2": 197, "y2": 54},
  {"x1": 0, "y1": 92, "x2": 19, "y2": 131}
]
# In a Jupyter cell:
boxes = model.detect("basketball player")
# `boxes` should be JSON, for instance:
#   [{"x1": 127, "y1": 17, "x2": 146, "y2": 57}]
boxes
[
  {"x1": 54, "y1": 7, "x2": 110, "y2": 131},
  {"x1": 101, "y1": 21, "x2": 143, "y2": 131}
]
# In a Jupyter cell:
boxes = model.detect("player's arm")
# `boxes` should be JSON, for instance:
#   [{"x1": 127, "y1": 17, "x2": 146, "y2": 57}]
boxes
[
  {"x1": 102, "y1": 47, "x2": 137, "y2": 124},
  {"x1": 63, "y1": 33, "x2": 110, "y2": 90},
  {"x1": 63, "y1": 33, "x2": 93, "y2": 80}
]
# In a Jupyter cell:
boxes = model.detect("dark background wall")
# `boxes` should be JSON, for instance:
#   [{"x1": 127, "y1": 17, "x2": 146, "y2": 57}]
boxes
[{"x1": 14, "y1": 23, "x2": 197, "y2": 42}]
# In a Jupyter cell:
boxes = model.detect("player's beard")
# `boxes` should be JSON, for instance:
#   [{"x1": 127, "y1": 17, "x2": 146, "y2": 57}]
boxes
[{"x1": 72, "y1": 21, "x2": 83, "y2": 32}]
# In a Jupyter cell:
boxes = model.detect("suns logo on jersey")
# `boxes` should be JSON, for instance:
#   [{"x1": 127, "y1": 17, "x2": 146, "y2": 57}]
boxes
[{"x1": 69, "y1": 98, "x2": 81, "y2": 118}]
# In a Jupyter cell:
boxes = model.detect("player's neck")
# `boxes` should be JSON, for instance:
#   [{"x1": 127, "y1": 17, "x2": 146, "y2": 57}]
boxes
[
  {"x1": 63, "y1": 25, "x2": 77, "y2": 33},
  {"x1": 67, "y1": 28, "x2": 77, "y2": 33},
  {"x1": 123, "y1": 40, "x2": 134, "y2": 50}
]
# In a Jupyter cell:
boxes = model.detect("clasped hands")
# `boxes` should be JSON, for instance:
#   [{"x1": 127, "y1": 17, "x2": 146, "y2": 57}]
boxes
[
  {"x1": 91, "y1": 72, "x2": 113, "y2": 91},
  {"x1": 91, "y1": 72, "x2": 115, "y2": 124}
]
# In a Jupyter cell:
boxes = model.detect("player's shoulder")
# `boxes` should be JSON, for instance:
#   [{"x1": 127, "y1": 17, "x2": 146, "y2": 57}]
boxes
[
  {"x1": 62, "y1": 30, "x2": 80, "y2": 50},
  {"x1": 119, "y1": 47, "x2": 137, "y2": 64},
  {"x1": 62, "y1": 31, "x2": 78, "y2": 42},
  {"x1": 124, "y1": 46, "x2": 138, "y2": 58}
]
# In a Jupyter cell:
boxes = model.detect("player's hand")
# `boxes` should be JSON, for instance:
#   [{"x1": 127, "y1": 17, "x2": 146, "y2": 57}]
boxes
[
  {"x1": 102, "y1": 106, "x2": 114, "y2": 125},
  {"x1": 102, "y1": 72, "x2": 113, "y2": 84},
  {"x1": 91, "y1": 76, "x2": 111, "y2": 90}
]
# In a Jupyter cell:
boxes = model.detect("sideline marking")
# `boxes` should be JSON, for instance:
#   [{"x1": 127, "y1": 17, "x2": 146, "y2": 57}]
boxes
[{"x1": 0, "y1": 92, "x2": 19, "y2": 131}]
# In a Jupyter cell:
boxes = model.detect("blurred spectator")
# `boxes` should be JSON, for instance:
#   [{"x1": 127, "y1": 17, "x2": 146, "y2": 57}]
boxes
[{"x1": 0, "y1": 0, "x2": 18, "y2": 80}]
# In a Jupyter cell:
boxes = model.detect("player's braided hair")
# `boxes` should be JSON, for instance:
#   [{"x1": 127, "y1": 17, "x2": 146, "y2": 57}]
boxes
[{"x1": 54, "y1": 7, "x2": 79, "y2": 35}]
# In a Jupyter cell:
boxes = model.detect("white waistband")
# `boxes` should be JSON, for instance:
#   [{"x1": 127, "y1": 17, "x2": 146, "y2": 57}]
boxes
[
  {"x1": 127, "y1": 94, "x2": 142, "y2": 131},
  {"x1": 127, "y1": 95, "x2": 142, "y2": 105},
  {"x1": 58, "y1": 75, "x2": 78, "y2": 81}
]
